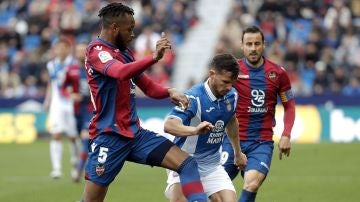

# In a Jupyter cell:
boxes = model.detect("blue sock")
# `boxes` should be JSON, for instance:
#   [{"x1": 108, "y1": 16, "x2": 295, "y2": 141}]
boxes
[
  {"x1": 177, "y1": 157, "x2": 207, "y2": 202},
  {"x1": 77, "y1": 139, "x2": 89, "y2": 172},
  {"x1": 239, "y1": 189, "x2": 257, "y2": 202}
]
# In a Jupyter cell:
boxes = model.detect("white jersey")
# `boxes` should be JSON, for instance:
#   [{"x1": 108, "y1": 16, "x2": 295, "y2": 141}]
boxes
[
  {"x1": 47, "y1": 55, "x2": 75, "y2": 108},
  {"x1": 167, "y1": 80, "x2": 238, "y2": 176},
  {"x1": 46, "y1": 55, "x2": 77, "y2": 136}
]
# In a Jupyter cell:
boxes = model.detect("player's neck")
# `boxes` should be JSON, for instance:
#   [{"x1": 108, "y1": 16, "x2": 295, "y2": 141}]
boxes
[{"x1": 247, "y1": 57, "x2": 264, "y2": 69}]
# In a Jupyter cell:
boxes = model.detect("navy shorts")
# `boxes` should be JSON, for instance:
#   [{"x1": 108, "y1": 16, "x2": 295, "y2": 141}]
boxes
[
  {"x1": 221, "y1": 136, "x2": 274, "y2": 180},
  {"x1": 85, "y1": 128, "x2": 174, "y2": 186}
]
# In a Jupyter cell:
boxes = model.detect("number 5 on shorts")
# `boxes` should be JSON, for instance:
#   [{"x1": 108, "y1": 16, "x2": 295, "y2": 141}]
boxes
[{"x1": 98, "y1": 147, "x2": 109, "y2": 163}]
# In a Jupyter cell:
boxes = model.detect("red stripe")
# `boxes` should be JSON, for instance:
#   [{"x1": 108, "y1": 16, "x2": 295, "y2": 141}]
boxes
[
  {"x1": 235, "y1": 60, "x2": 250, "y2": 141},
  {"x1": 181, "y1": 181, "x2": 204, "y2": 197}
]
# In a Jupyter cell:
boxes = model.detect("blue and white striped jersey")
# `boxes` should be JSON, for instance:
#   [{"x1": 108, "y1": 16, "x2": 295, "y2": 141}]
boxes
[{"x1": 168, "y1": 80, "x2": 238, "y2": 176}]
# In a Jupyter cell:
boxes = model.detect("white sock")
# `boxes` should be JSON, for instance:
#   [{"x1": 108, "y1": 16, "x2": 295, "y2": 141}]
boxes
[
  {"x1": 69, "y1": 139, "x2": 79, "y2": 168},
  {"x1": 50, "y1": 140, "x2": 63, "y2": 172}
]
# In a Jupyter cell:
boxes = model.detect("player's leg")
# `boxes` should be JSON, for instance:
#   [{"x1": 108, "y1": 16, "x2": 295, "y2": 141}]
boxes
[
  {"x1": 204, "y1": 166, "x2": 236, "y2": 202},
  {"x1": 221, "y1": 135, "x2": 240, "y2": 180},
  {"x1": 239, "y1": 141, "x2": 274, "y2": 202},
  {"x1": 50, "y1": 131, "x2": 63, "y2": 178},
  {"x1": 65, "y1": 108, "x2": 80, "y2": 177},
  {"x1": 164, "y1": 178, "x2": 187, "y2": 202},
  {"x1": 83, "y1": 133, "x2": 132, "y2": 202},
  {"x1": 160, "y1": 146, "x2": 207, "y2": 202},
  {"x1": 48, "y1": 108, "x2": 64, "y2": 178},
  {"x1": 128, "y1": 129, "x2": 207, "y2": 202},
  {"x1": 74, "y1": 129, "x2": 90, "y2": 182},
  {"x1": 83, "y1": 180, "x2": 108, "y2": 202}
]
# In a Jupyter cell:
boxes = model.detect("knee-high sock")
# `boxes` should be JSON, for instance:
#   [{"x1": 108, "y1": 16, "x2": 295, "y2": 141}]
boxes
[
  {"x1": 239, "y1": 189, "x2": 257, "y2": 202},
  {"x1": 177, "y1": 156, "x2": 207, "y2": 202},
  {"x1": 77, "y1": 138, "x2": 89, "y2": 174},
  {"x1": 50, "y1": 140, "x2": 63, "y2": 172}
]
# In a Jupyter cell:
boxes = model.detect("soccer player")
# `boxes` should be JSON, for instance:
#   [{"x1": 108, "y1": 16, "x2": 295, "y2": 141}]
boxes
[
  {"x1": 62, "y1": 43, "x2": 92, "y2": 182},
  {"x1": 82, "y1": 3, "x2": 207, "y2": 202},
  {"x1": 221, "y1": 26, "x2": 296, "y2": 202},
  {"x1": 164, "y1": 53, "x2": 248, "y2": 202},
  {"x1": 43, "y1": 37, "x2": 79, "y2": 179}
]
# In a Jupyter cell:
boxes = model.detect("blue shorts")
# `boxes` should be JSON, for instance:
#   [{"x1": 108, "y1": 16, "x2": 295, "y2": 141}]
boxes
[
  {"x1": 221, "y1": 136, "x2": 274, "y2": 180},
  {"x1": 85, "y1": 128, "x2": 174, "y2": 186}
]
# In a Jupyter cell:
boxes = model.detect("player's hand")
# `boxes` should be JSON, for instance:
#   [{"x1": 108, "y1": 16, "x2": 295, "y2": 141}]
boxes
[
  {"x1": 234, "y1": 151, "x2": 247, "y2": 170},
  {"x1": 194, "y1": 121, "x2": 214, "y2": 135},
  {"x1": 168, "y1": 88, "x2": 189, "y2": 110},
  {"x1": 278, "y1": 136, "x2": 291, "y2": 160},
  {"x1": 153, "y1": 32, "x2": 171, "y2": 61}
]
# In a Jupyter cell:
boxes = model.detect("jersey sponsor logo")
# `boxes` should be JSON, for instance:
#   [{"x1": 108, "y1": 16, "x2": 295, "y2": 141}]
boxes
[
  {"x1": 207, "y1": 120, "x2": 224, "y2": 144},
  {"x1": 249, "y1": 89, "x2": 267, "y2": 113},
  {"x1": 94, "y1": 45, "x2": 103, "y2": 51},
  {"x1": 205, "y1": 107, "x2": 215, "y2": 113},
  {"x1": 251, "y1": 89, "x2": 265, "y2": 107},
  {"x1": 98, "y1": 51, "x2": 113, "y2": 63}
]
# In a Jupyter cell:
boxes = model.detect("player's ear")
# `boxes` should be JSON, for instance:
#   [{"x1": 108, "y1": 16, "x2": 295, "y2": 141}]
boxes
[{"x1": 209, "y1": 69, "x2": 216, "y2": 77}]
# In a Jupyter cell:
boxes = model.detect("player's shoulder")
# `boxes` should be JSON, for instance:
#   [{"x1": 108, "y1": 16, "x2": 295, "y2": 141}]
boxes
[
  {"x1": 87, "y1": 40, "x2": 113, "y2": 54},
  {"x1": 186, "y1": 83, "x2": 203, "y2": 95},
  {"x1": 264, "y1": 58, "x2": 287, "y2": 73}
]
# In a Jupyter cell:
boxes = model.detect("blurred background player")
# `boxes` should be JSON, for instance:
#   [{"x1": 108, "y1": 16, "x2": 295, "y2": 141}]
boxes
[
  {"x1": 164, "y1": 53, "x2": 247, "y2": 202},
  {"x1": 221, "y1": 26, "x2": 296, "y2": 202},
  {"x1": 82, "y1": 3, "x2": 207, "y2": 202},
  {"x1": 43, "y1": 37, "x2": 79, "y2": 179},
  {"x1": 62, "y1": 43, "x2": 92, "y2": 182}
]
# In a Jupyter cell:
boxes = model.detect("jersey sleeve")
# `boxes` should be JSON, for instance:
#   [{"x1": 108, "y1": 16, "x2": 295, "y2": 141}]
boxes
[
  {"x1": 134, "y1": 73, "x2": 169, "y2": 99},
  {"x1": 87, "y1": 45, "x2": 156, "y2": 81},
  {"x1": 168, "y1": 95, "x2": 198, "y2": 126},
  {"x1": 278, "y1": 67, "x2": 294, "y2": 103}
]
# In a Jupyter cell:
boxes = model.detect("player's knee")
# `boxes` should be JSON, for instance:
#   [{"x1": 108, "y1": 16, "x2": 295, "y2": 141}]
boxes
[
  {"x1": 177, "y1": 156, "x2": 197, "y2": 174},
  {"x1": 243, "y1": 180, "x2": 261, "y2": 192}
]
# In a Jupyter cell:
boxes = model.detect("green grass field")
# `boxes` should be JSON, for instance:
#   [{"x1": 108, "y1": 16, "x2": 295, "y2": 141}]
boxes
[{"x1": 1, "y1": 140, "x2": 359, "y2": 202}]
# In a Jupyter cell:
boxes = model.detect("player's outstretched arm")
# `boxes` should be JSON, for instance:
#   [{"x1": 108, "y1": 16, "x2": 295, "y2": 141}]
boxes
[
  {"x1": 226, "y1": 115, "x2": 247, "y2": 169},
  {"x1": 164, "y1": 118, "x2": 214, "y2": 137}
]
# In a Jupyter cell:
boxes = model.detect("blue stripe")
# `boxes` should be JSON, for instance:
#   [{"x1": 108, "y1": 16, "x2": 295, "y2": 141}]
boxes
[
  {"x1": 93, "y1": 67, "x2": 118, "y2": 132},
  {"x1": 247, "y1": 66, "x2": 266, "y2": 140},
  {"x1": 103, "y1": 59, "x2": 116, "y2": 75}
]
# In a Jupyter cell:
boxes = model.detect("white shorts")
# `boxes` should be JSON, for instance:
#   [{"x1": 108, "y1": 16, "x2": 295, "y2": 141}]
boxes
[
  {"x1": 164, "y1": 165, "x2": 235, "y2": 199},
  {"x1": 48, "y1": 104, "x2": 77, "y2": 137}
]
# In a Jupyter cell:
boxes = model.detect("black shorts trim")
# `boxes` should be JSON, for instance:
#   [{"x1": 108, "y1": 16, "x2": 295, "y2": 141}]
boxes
[{"x1": 146, "y1": 139, "x2": 174, "y2": 166}]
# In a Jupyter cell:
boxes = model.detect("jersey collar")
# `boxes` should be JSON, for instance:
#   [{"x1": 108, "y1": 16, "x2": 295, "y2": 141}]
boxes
[
  {"x1": 97, "y1": 36, "x2": 117, "y2": 50},
  {"x1": 204, "y1": 79, "x2": 218, "y2": 102}
]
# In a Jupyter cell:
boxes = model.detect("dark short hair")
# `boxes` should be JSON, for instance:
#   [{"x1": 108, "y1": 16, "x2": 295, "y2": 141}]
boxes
[
  {"x1": 210, "y1": 53, "x2": 239, "y2": 79},
  {"x1": 98, "y1": 2, "x2": 134, "y2": 28},
  {"x1": 241, "y1": 25, "x2": 264, "y2": 42}
]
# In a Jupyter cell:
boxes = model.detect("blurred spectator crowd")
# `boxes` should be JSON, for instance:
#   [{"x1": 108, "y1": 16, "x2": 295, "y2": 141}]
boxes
[
  {"x1": 0, "y1": 0, "x2": 198, "y2": 98},
  {"x1": 1, "y1": 0, "x2": 360, "y2": 99},
  {"x1": 216, "y1": 0, "x2": 360, "y2": 96}
]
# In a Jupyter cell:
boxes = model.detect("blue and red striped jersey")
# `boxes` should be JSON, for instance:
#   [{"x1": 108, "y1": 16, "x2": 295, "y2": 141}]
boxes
[
  {"x1": 85, "y1": 38, "x2": 145, "y2": 139},
  {"x1": 235, "y1": 58, "x2": 294, "y2": 141}
]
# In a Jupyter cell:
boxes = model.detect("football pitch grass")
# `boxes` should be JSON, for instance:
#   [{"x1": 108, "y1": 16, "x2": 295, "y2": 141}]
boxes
[{"x1": 0, "y1": 140, "x2": 359, "y2": 202}]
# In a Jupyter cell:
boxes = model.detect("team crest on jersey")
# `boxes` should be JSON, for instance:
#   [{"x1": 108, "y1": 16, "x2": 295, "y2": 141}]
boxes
[
  {"x1": 96, "y1": 164, "x2": 105, "y2": 176},
  {"x1": 268, "y1": 71, "x2": 277, "y2": 80},
  {"x1": 94, "y1": 45, "x2": 103, "y2": 50},
  {"x1": 225, "y1": 99, "x2": 232, "y2": 112},
  {"x1": 98, "y1": 51, "x2": 113, "y2": 63}
]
